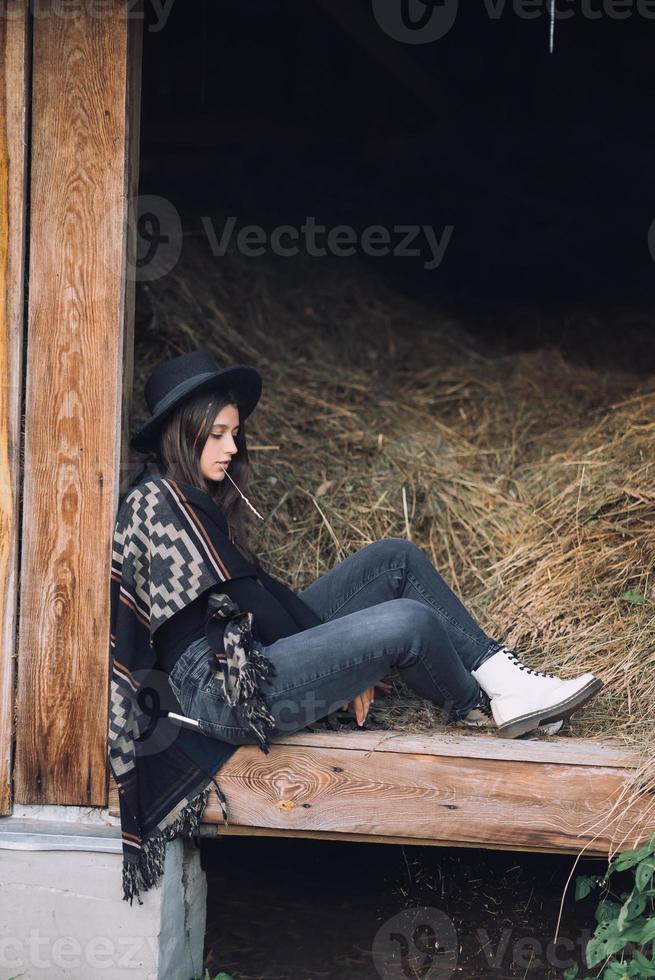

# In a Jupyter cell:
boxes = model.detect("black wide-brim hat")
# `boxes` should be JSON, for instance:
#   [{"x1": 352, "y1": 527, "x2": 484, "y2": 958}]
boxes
[{"x1": 131, "y1": 350, "x2": 262, "y2": 453}]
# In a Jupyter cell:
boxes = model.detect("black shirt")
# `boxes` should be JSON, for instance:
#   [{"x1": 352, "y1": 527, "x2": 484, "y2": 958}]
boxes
[
  {"x1": 154, "y1": 590, "x2": 210, "y2": 674},
  {"x1": 155, "y1": 567, "x2": 322, "y2": 785},
  {"x1": 154, "y1": 566, "x2": 321, "y2": 675}
]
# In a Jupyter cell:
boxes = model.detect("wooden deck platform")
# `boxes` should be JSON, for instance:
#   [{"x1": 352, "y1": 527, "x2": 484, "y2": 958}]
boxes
[{"x1": 108, "y1": 729, "x2": 655, "y2": 856}]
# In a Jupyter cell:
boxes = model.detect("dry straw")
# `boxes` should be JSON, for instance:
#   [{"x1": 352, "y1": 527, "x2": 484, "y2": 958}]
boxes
[{"x1": 131, "y1": 237, "x2": 655, "y2": 837}]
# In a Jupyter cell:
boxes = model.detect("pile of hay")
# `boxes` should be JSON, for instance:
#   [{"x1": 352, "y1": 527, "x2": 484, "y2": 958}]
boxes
[{"x1": 132, "y1": 238, "x2": 655, "y2": 805}]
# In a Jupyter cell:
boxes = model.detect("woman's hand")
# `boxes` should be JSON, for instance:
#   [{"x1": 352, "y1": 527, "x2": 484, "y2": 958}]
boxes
[{"x1": 341, "y1": 679, "x2": 393, "y2": 726}]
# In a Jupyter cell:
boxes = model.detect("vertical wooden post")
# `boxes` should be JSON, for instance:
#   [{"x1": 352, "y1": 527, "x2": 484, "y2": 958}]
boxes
[
  {"x1": 0, "y1": 1, "x2": 30, "y2": 815},
  {"x1": 14, "y1": 0, "x2": 142, "y2": 805}
]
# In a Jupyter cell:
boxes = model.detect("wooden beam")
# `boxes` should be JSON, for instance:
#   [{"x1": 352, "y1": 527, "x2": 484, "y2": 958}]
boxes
[
  {"x1": 0, "y1": 1, "x2": 30, "y2": 815},
  {"x1": 258, "y1": 729, "x2": 648, "y2": 768},
  {"x1": 109, "y1": 731, "x2": 655, "y2": 856},
  {"x1": 201, "y1": 826, "x2": 621, "y2": 858},
  {"x1": 14, "y1": 0, "x2": 142, "y2": 805}
]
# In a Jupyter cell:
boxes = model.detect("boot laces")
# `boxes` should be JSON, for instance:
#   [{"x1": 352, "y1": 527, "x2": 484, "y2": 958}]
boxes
[
  {"x1": 501, "y1": 647, "x2": 557, "y2": 679},
  {"x1": 459, "y1": 689, "x2": 493, "y2": 726},
  {"x1": 474, "y1": 689, "x2": 493, "y2": 718}
]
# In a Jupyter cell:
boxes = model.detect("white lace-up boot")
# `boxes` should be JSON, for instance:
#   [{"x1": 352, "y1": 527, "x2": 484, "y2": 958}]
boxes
[
  {"x1": 456, "y1": 686, "x2": 564, "y2": 735},
  {"x1": 471, "y1": 647, "x2": 603, "y2": 739}
]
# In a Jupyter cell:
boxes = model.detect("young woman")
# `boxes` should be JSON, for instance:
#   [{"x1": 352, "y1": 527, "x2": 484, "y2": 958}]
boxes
[{"x1": 130, "y1": 349, "x2": 603, "y2": 744}]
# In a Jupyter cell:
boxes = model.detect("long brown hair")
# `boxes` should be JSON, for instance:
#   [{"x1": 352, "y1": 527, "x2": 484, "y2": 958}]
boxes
[{"x1": 146, "y1": 387, "x2": 259, "y2": 565}]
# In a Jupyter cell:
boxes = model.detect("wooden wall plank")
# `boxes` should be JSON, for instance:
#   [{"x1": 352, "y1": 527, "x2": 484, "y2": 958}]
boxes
[
  {"x1": 0, "y1": 1, "x2": 30, "y2": 815},
  {"x1": 108, "y1": 733, "x2": 655, "y2": 856},
  {"x1": 119, "y1": 1, "x2": 143, "y2": 494},
  {"x1": 14, "y1": 0, "x2": 141, "y2": 804}
]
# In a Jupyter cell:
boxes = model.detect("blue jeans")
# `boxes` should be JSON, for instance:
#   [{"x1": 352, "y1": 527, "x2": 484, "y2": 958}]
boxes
[{"x1": 167, "y1": 537, "x2": 503, "y2": 744}]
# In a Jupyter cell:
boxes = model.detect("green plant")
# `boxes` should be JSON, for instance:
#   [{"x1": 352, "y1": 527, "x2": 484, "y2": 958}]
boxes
[
  {"x1": 564, "y1": 834, "x2": 655, "y2": 979},
  {"x1": 621, "y1": 590, "x2": 647, "y2": 606},
  {"x1": 190, "y1": 971, "x2": 235, "y2": 980}
]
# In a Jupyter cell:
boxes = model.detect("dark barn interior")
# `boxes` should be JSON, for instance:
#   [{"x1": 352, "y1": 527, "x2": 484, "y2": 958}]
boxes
[
  {"x1": 139, "y1": 0, "x2": 654, "y2": 363},
  {"x1": 135, "y1": 3, "x2": 654, "y2": 977}
]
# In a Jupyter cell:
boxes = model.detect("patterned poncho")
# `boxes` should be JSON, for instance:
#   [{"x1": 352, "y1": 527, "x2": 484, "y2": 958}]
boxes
[{"x1": 108, "y1": 474, "x2": 278, "y2": 904}]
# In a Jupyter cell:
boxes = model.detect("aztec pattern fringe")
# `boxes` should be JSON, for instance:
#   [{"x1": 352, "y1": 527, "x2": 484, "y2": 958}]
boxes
[
  {"x1": 202, "y1": 591, "x2": 278, "y2": 753},
  {"x1": 122, "y1": 780, "x2": 224, "y2": 906}
]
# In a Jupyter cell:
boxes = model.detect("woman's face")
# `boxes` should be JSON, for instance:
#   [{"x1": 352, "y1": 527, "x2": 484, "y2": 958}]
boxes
[{"x1": 199, "y1": 403, "x2": 240, "y2": 482}]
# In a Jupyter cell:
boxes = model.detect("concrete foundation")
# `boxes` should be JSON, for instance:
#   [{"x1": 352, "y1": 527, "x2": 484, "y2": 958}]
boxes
[{"x1": 0, "y1": 810, "x2": 208, "y2": 980}]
